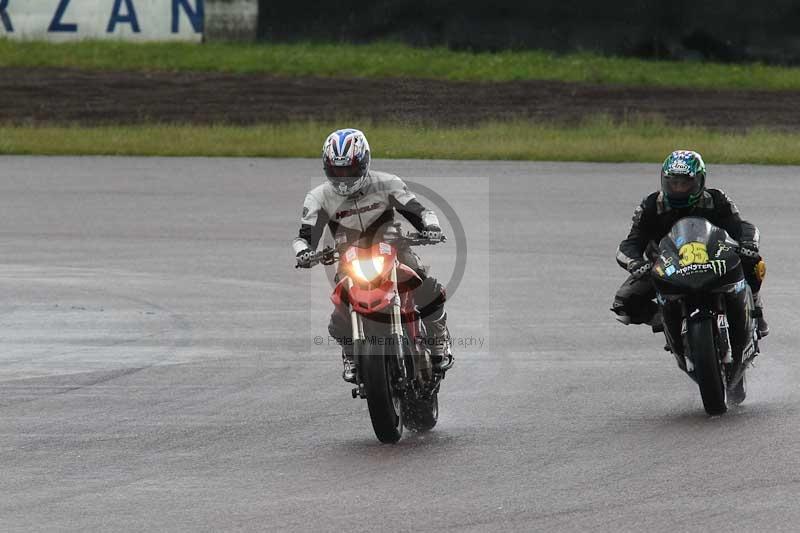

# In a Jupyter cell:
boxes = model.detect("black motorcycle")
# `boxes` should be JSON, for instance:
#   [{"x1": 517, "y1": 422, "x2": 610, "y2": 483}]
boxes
[{"x1": 649, "y1": 217, "x2": 760, "y2": 415}]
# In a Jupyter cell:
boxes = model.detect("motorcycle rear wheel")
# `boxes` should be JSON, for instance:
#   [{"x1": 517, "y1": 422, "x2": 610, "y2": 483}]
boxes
[
  {"x1": 359, "y1": 339, "x2": 403, "y2": 443},
  {"x1": 689, "y1": 318, "x2": 727, "y2": 415},
  {"x1": 728, "y1": 372, "x2": 747, "y2": 405},
  {"x1": 402, "y1": 393, "x2": 438, "y2": 432}
]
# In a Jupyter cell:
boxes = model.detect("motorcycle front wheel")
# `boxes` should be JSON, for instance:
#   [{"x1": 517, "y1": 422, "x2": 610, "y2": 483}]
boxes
[
  {"x1": 688, "y1": 318, "x2": 727, "y2": 415},
  {"x1": 358, "y1": 338, "x2": 403, "y2": 443}
]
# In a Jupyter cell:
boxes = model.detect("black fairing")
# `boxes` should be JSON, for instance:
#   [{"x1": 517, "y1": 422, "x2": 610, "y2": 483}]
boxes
[
  {"x1": 651, "y1": 217, "x2": 755, "y2": 369},
  {"x1": 652, "y1": 217, "x2": 741, "y2": 294}
]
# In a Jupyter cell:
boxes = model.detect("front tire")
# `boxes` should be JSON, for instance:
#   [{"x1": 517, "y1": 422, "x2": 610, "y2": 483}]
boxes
[
  {"x1": 358, "y1": 339, "x2": 403, "y2": 443},
  {"x1": 688, "y1": 318, "x2": 727, "y2": 415}
]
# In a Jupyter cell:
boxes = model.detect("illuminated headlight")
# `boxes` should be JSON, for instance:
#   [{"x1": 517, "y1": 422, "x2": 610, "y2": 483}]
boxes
[{"x1": 351, "y1": 256, "x2": 385, "y2": 282}]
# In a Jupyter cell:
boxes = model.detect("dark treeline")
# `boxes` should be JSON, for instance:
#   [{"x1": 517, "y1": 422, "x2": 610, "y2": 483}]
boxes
[{"x1": 258, "y1": 0, "x2": 800, "y2": 64}]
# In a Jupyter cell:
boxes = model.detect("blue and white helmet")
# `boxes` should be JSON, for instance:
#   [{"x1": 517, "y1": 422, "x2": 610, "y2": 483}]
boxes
[{"x1": 322, "y1": 128, "x2": 371, "y2": 196}]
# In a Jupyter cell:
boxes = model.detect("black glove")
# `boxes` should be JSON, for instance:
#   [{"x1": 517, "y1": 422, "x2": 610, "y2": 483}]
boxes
[
  {"x1": 628, "y1": 259, "x2": 653, "y2": 280},
  {"x1": 738, "y1": 240, "x2": 759, "y2": 258},
  {"x1": 422, "y1": 224, "x2": 442, "y2": 241},
  {"x1": 296, "y1": 249, "x2": 314, "y2": 269}
]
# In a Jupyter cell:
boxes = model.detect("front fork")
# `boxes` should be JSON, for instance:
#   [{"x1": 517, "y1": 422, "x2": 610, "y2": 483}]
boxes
[
  {"x1": 347, "y1": 277, "x2": 365, "y2": 344},
  {"x1": 672, "y1": 295, "x2": 735, "y2": 378},
  {"x1": 662, "y1": 289, "x2": 757, "y2": 390},
  {"x1": 348, "y1": 267, "x2": 410, "y2": 387},
  {"x1": 389, "y1": 265, "x2": 410, "y2": 385},
  {"x1": 347, "y1": 277, "x2": 367, "y2": 399}
]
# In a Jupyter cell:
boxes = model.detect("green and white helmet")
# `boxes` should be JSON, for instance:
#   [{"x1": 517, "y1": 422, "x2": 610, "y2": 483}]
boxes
[{"x1": 661, "y1": 150, "x2": 706, "y2": 208}]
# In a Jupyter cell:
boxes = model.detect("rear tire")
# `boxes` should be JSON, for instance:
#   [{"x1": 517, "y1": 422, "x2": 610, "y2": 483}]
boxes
[
  {"x1": 359, "y1": 339, "x2": 403, "y2": 443},
  {"x1": 729, "y1": 372, "x2": 747, "y2": 405},
  {"x1": 688, "y1": 318, "x2": 727, "y2": 416},
  {"x1": 402, "y1": 393, "x2": 438, "y2": 432}
]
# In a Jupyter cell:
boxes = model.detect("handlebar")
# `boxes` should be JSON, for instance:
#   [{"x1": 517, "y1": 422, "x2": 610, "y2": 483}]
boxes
[
  {"x1": 403, "y1": 231, "x2": 448, "y2": 246},
  {"x1": 645, "y1": 238, "x2": 749, "y2": 264},
  {"x1": 295, "y1": 232, "x2": 447, "y2": 269},
  {"x1": 295, "y1": 246, "x2": 338, "y2": 269}
]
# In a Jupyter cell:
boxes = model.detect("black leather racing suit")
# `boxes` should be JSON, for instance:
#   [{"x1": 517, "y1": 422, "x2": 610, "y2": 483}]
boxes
[{"x1": 612, "y1": 189, "x2": 763, "y2": 324}]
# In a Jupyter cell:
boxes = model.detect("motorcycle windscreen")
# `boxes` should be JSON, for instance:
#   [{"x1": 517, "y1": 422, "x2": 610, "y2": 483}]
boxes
[
  {"x1": 666, "y1": 217, "x2": 718, "y2": 248},
  {"x1": 652, "y1": 216, "x2": 741, "y2": 291}
]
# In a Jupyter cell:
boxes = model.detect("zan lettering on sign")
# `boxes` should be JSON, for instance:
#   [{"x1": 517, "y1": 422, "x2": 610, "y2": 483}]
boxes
[
  {"x1": 1, "y1": 0, "x2": 204, "y2": 36},
  {"x1": 173, "y1": 0, "x2": 203, "y2": 33},
  {"x1": 0, "y1": 0, "x2": 13, "y2": 32},
  {"x1": 48, "y1": 0, "x2": 77, "y2": 32},
  {"x1": 107, "y1": 0, "x2": 141, "y2": 33}
]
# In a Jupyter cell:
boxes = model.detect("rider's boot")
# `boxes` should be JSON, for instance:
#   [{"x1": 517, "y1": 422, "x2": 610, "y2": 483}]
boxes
[
  {"x1": 753, "y1": 291, "x2": 769, "y2": 338},
  {"x1": 424, "y1": 311, "x2": 454, "y2": 371},
  {"x1": 611, "y1": 302, "x2": 662, "y2": 332},
  {"x1": 341, "y1": 347, "x2": 357, "y2": 384},
  {"x1": 329, "y1": 314, "x2": 357, "y2": 383},
  {"x1": 647, "y1": 309, "x2": 664, "y2": 333}
]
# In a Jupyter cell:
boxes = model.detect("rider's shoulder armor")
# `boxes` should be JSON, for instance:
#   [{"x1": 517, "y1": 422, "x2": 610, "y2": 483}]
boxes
[
  {"x1": 305, "y1": 180, "x2": 337, "y2": 209},
  {"x1": 706, "y1": 188, "x2": 739, "y2": 215}
]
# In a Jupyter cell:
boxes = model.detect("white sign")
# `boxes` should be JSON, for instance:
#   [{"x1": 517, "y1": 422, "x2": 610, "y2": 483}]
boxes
[{"x1": 0, "y1": 0, "x2": 204, "y2": 41}]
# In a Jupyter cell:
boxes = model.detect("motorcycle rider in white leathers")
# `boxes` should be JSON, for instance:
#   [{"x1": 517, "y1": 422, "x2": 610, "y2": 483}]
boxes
[{"x1": 294, "y1": 128, "x2": 453, "y2": 382}]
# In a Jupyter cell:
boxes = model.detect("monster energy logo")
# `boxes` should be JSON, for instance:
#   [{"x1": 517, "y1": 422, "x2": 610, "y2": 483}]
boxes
[
  {"x1": 715, "y1": 243, "x2": 733, "y2": 258},
  {"x1": 711, "y1": 260, "x2": 727, "y2": 276}
]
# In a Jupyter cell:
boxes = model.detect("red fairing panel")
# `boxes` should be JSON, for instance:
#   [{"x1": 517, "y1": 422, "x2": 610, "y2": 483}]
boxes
[
  {"x1": 347, "y1": 278, "x2": 395, "y2": 314},
  {"x1": 330, "y1": 241, "x2": 424, "y2": 317},
  {"x1": 330, "y1": 278, "x2": 348, "y2": 308}
]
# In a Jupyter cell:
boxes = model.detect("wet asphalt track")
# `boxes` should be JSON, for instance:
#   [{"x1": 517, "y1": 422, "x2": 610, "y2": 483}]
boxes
[{"x1": 1, "y1": 157, "x2": 799, "y2": 531}]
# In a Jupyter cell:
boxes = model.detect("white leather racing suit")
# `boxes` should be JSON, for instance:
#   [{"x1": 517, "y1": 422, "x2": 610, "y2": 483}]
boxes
[
  {"x1": 292, "y1": 171, "x2": 449, "y2": 360},
  {"x1": 292, "y1": 170, "x2": 439, "y2": 255}
]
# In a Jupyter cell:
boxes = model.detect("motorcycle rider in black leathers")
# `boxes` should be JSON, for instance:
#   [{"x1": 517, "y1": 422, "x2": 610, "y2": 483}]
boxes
[
  {"x1": 294, "y1": 128, "x2": 453, "y2": 383},
  {"x1": 612, "y1": 150, "x2": 769, "y2": 337}
]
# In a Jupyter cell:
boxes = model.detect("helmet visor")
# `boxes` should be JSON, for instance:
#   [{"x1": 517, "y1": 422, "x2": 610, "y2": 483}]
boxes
[
  {"x1": 663, "y1": 174, "x2": 700, "y2": 200},
  {"x1": 327, "y1": 163, "x2": 362, "y2": 181}
]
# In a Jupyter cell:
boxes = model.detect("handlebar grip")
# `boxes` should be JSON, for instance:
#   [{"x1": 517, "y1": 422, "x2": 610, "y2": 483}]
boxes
[
  {"x1": 296, "y1": 247, "x2": 338, "y2": 269},
  {"x1": 406, "y1": 232, "x2": 447, "y2": 243}
]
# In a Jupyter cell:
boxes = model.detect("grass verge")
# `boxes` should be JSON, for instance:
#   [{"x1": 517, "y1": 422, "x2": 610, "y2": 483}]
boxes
[
  {"x1": 3, "y1": 39, "x2": 800, "y2": 90},
  {"x1": 2, "y1": 118, "x2": 799, "y2": 164}
]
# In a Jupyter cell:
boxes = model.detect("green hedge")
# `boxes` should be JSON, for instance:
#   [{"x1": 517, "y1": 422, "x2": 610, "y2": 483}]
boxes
[{"x1": 3, "y1": 119, "x2": 800, "y2": 164}]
